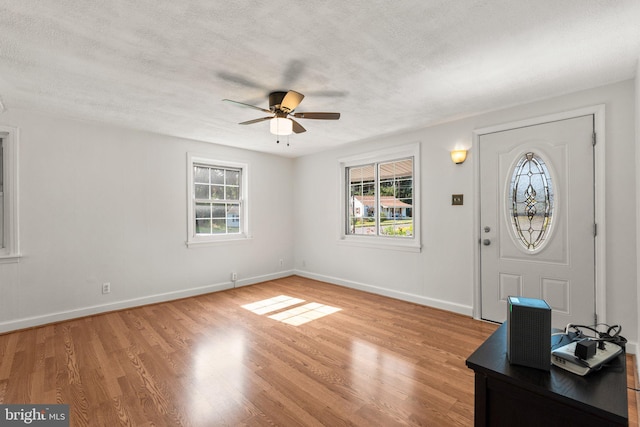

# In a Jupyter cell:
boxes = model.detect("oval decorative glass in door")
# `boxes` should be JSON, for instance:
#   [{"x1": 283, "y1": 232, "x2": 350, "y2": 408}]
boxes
[{"x1": 508, "y1": 152, "x2": 554, "y2": 251}]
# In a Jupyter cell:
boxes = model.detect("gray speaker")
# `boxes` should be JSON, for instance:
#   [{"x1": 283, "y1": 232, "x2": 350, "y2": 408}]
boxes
[{"x1": 507, "y1": 296, "x2": 551, "y2": 371}]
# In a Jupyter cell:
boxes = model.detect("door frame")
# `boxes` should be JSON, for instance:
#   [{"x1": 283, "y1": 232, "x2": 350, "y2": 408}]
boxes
[{"x1": 472, "y1": 105, "x2": 606, "y2": 324}]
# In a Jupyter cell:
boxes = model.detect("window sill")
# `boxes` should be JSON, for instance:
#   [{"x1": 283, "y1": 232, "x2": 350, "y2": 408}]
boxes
[
  {"x1": 186, "y1": 235, "x2": 253, "y2": 248},
  {"x1": 338, "y1": 236, "x2": 422, "y2": 253},
  {"x1": 0, "y1": 253, "x2": 21, "y2": 264}
]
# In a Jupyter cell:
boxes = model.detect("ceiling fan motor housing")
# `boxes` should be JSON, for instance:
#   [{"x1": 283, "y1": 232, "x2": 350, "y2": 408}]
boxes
[{"x1": 268, "y1": 91, "x2": 287, "y2": 110}]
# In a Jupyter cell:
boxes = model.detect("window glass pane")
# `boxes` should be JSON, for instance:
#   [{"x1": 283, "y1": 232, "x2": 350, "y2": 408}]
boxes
[
  {"x1": 226, "y1": 169, "x2": 240, "y2": 186},
  {"x1": 226, "y1": 204, "x2": 239, "y2": 215},
  {"x1": 347, "y1": 164, "x2": 376, "y2": 235},
  {"x1": 350, "y1": 217, "x2": 370, "y2": 235},
  {"x1": 194, "y1": 166, "x2": 209, "y2": 183},
  {"x1": 227, "y1": 204, "x2": 240, "y2": 233},
  {"x1": 194, "y1": 184, "x2": 209, "y2": 199},
  {"x1": 210, "y1": 185, "x2": 224, "y2": 200},
  {"x1": 196, "y1": 219, "x2": 211, "y2": 234},
  {"x1": 0, "y1": 141, "x2": 3, "y2": 249},
  {"x1": 0, "y1": 142, "x2": 3, "y2": 192},
  {"x1": 211, "y1": 219, "x2": 226, "y2": 233},
  {"x1": 379, "y1": 158, "x2": 412, "y2": 180},
  {"x1": 212, "y1": 203, "x2": 226, "y2": 218},
  {"x1": 508, "y1": 152, "x2": 554, "y2": 251},
  {"x1": 195, "y1": 203, "x2": 211, "y2": 219},
  {"x1": 350, "y1": 164, "x2": 375, "y2": 183},
  {"x1": 379, "y1": 158, "x2": 413, "y2": 238},
  {"x1": 397, "y1": 178, "x2": 413, "y2": 198},
  {"x1": 211, "y1": 168, "x2": 224, "y2": 185},
  {"x1": 226, "y1": 186, "x2": 239, "y2": 200}
]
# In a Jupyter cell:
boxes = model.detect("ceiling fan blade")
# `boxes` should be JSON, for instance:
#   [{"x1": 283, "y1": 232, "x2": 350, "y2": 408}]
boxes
[
  {"x1": 290, "y1": 118, "x2": 306, "y2": 134},
  {"x1": 293, "y1": 112, "x2": 340, "y2": 120},
  {"x1": 223, "y1": 99, "x2": 271, "y2": 113},
  {"x1": 280, "y1": 90, "x2": 304, "y2": 113},
  {"x1": 239, "y1": 116, "x2": 272, "y2": 125}
]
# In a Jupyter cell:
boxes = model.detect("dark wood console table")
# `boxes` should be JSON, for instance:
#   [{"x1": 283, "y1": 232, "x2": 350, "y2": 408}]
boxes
[{"x1": 466, "y1": 323, "x2": 628, "y2": 426}]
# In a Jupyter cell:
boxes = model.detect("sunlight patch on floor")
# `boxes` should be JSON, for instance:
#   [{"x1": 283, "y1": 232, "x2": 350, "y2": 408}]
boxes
[
  {"x1": 242, "y1": 296, "x2": 341, "y2": 325},
  {"x1": 241, "y1": 295, "x2": 304, "y2": 315},
  {"x1": 268, "y1": 302, "x2": 342, "y2": 325}
]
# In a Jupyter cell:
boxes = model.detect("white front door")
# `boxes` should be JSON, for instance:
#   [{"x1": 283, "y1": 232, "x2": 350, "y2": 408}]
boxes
[{"x1": 479, "y1": 115, "x2": 596, "y2": 329}]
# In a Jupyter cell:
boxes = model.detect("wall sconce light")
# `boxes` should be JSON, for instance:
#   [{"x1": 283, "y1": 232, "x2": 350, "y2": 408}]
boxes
[{"x1": 451, "y1": 149, "x2": 468, "y2": 164}]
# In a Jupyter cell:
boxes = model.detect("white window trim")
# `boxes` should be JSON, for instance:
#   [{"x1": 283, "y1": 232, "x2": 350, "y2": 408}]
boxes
[
  {"x1": 338, "y1": 143, "x2": 421, "y2": 253},
  {"x1": 186, "y1": 153, "x2": 251, "y2": 248},
  {"x1": 0, "y1": 125, "x2": 20, "y2": 263}
]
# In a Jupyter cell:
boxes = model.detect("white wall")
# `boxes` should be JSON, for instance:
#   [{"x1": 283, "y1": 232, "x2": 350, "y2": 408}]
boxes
[
  {"x1": 294, "y1": 80, "x2": 638, "y2": 349},
  {"x1": 0, "y1": 80, "x2": 636, "y2": 350},
  {"x1": 0, "y1": 109, "x2": 295, "y2": 332}
]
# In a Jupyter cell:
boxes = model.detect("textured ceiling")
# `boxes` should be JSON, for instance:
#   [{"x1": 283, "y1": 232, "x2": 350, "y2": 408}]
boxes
[{"x1": 0, "y1": 1, "x2": 639, "y2": 157}]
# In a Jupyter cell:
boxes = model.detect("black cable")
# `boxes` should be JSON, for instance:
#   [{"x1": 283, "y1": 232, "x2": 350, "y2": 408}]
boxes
[{"x1": 566, "y1": 323, "x2": 627, "y2": 349}]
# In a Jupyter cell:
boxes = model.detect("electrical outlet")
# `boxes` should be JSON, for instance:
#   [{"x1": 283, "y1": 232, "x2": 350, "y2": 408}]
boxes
[
  {"x1": 102, "y1": 282, "x2": 111, "y2": 294},
  {"x1": 279, "y1": 259, "x2": 284, "y2": 267},
  {"x1": 231, "y1": 272, "x2": 237, "y2": 282}
]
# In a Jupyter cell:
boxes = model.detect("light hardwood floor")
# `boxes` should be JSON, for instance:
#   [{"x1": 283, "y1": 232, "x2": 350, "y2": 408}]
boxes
[{"x1": 0, "y1": 276, "x2": 637, "y2": 426}]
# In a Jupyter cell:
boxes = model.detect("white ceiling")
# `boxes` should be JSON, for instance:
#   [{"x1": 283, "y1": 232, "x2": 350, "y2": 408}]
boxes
[{"x1": 1, "y1": 1, "x2": 639, "y2": 157}]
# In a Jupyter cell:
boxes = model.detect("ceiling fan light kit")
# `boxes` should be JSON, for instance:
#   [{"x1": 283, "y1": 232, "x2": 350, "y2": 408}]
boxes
[
  {"x1": 223, "y1": 90, "x2": 340, "y2": 140},
  {"x1": 270, "y1": 117, "x2": 293, "y2": 135}
]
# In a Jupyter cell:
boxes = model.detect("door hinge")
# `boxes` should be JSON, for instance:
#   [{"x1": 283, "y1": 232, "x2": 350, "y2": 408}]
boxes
[
  {"x1": 594, "y1": 313, "x2": 598, "y2": 326},
  {"x1": 592, "y1": 132, "x2": 597, "y2": 146},
  {"x1": 593, "y1": 223, "x2": 597, "y2": 237}
]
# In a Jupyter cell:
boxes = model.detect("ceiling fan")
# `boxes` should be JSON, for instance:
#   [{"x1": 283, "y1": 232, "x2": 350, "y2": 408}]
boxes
[{"x1": 223, "y1": 90, "x2": 340, "y2": 136}]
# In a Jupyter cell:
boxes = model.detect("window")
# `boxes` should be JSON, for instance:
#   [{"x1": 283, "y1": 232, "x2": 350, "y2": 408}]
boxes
[
  {"x1": 340, "y1": 144, "x2": 421, "y2": 252},
  {"x1": 187, "y1": 154, "x2": 249, "y2": 247},
  {"x1": 194, "y1": 165, "x2": 241, "y2": 235},
  {"x1": 347, "y1": 158, "x2": 414, "y2": 237},
  {"x1": 0, "y1": 139, "x2": 4, "y2": 248},
  {"x1": 0, "y1": 139, "x2": 3, "y2": 246},
  {"x1": 508, "y1": 151, "x2": 554, "y2": 252},
  {"x1": 0, "y1": 125, "x2": 19, "y2": 262}
]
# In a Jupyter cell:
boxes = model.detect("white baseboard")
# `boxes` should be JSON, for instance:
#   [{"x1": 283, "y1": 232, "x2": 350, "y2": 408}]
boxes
[
  {"x1": 294, "y1": 270, "x2": 640, "y2": 363},
  {"x1": 0, "y1": 270, "x2": 294, "y2": 334},
  {"x1": 294, "y1": 270, "x2": 474, "y2": 317},
  {"x1": 5, "y1": 269, "x2": 632, "y2": 362}
]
